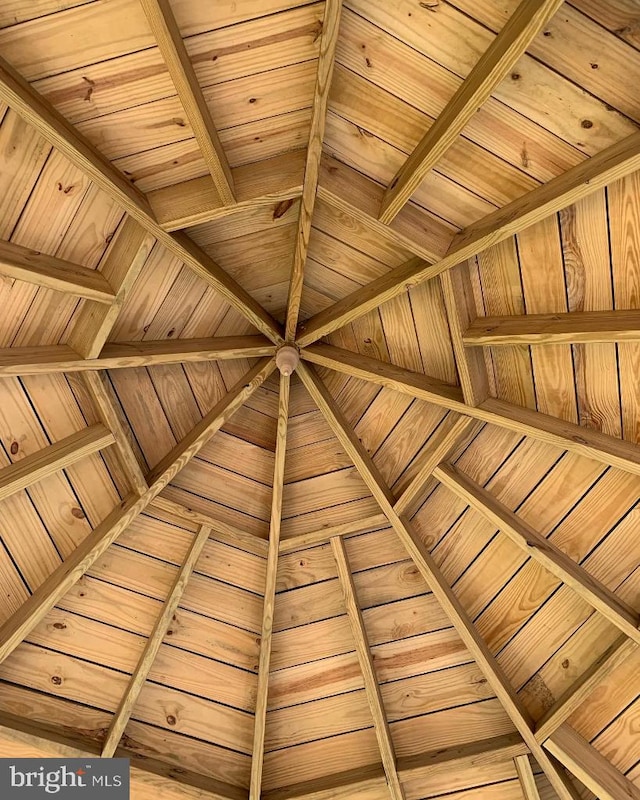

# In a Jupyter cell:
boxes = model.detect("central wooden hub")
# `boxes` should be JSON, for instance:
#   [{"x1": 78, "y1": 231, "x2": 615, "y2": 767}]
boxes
[{"x1": 275, "y1": 345, "x2": 300, "y2": 376}]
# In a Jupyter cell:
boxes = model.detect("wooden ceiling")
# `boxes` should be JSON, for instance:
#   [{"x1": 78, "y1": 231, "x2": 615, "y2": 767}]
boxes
[{"x1": 0, "y1": 1, "x2": 639, "y2": 799}]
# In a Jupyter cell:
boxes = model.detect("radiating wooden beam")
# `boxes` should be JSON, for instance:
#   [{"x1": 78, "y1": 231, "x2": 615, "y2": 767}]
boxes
[
  {"x1": 102, "y1": 523, "x2": 213, "y2": 757},
  {"x1": 250, "y1": 372, "x2": 290, "y2": 799},
  {"x1": 0, "y1": 358, "x2": 275, "y2": 665},
  {"x1": 81, "y1": 371, "x2": 148, "y2": 496},
  {"x1": 298, "y1": 362, "x2": 581, "y2": 800},
  {"x1": 301, "y1": 345, "x2": 640, "y2": 476},
  {"x1": 148, "y1": 150, "x2": 305, "y2": 232},
  {"x1": 0, "y1": 335, "x2": 275, "y2": 376},
  {"x1": 68, "y1": 218, "x2": 155, "y2": 359},
  {"x1": 395, "y1": 415, "x2": 481, "y2": 516},
  {"x1": 140, "y1": 0, "x2": 234, "y2": 205},
  {"x1": 534, "y1": 636, "x2": 637, "y2": 743},
  {"x1": 285, "y1": 0, "x2": 342, "y2": 339},
  {"x1": 0, "y1": 238, "x2": 117, "y2": 302},
  {"x1": 331, "y1": 536, "x2": 405, "y2": 800},
  {"x1": 464, "y1": 308, "x2": 640, "y2": 345},
  {"x1": 378, "y1": 0, "x2": 563, "y2": 223},
  {"x1": 0, "y1": 424, "x2": 114, "y2": 501},
  {"x1": 514, "y1": 755, "x2": 542, "y2": 800},
  {"x1": 435, "y1": 462, "x2": 640, "y2": 644},
  {"x1": 298, "y1": 132, "x2": 640, "y2": 346},
  {"x1": 150, "y1": 496, "x2": 269, "y2": 558},
  {"x1": 545, "y1": 724, "x2": 640, "y2": 800},
  {"x1": 0, "y1": 54, "x2": 283, "y2": 344},
  {"x1": 440, "y1": 264, "x2": 490, "y2": 406}
]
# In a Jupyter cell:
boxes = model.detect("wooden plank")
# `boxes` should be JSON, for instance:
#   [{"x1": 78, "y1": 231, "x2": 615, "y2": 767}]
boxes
[
  {"x1": 378, "y1": 0, "x2": 564, "y2": 223},
  {"x1": 140, "y1": 0, "x2": 234, "y2": 204},
  {"x1": 148, "y1": 150, "x2": 305, "y2": 232},
  {"x1": 82, "y1": 370, "x2": 148, "y2": 496},
  {"x1": 331, "y1": 536, "x2": 405, "y2": 800},
  {"x1": 514, "y1": 755, "x2": 541, "y2": 800},
  {"x1": 0, "y1": 53, "x2": 283, "y2": 343},
  {"x1": 298, "y1": 132, "x2": 640, "y2": 346},
  {"x1": 0, "y1": 238, "x2": 116, "y2": 302},
  {"x1": 101, "y1": 523, "x2": 213, "y2": 758},
  {"x1": 301, "y1": 344, "x2": 640, "y2": 476},
  {"x1": 297, "y1": 361, "x2": 581, "y2": 800},
  {"x1": 285, "y1": 0, "x2": 341, "y2": 339},
  {"x1": 545, "y1": 723, "x2": 640, "y2": 800},
  {"x1": 250, "y1": 372, "x2": 289, "y2": 800},
  {"x1": 0, "y1": 424, "x2": 113, "y2": 501},
  {"x1": 534, "y1": 636, "x2": 638, "y2": 743},
  {"x1": 68, "y1": 218, "x2": 154, "y2": 359},
  {"x1": 440, "y1": 263, "x2": 489, "y2": 405},
  {"x1": 464, "y1": 309, "x2": 640, "y2": 344},
  {"x1": 0, "y1": 335, "x2": 275, "y2": 375},
  {"x1": 0, "y1": 358, "x2": 274, "y2": 664},
  {"x1": 434, "y1": 462, "x2": 640, "y2": 644}
]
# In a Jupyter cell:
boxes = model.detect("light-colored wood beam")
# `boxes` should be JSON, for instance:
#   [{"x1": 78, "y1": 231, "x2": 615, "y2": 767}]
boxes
[
  {"x1": 279, "y1": 514, "x2": 389, "y2": 553},
  {"x1": 148, "y1": 150, "x2": 305, "y2": 232},
  {"x1": 0, "y1": 358, "x2": 275, "y2": 665},
  {"x1": 285, "y1": 0, "x2": 342, "y2": 339},
  {"x1": 378, "y1": 0, "x2": 563, "y2": 223},
  {"x1": 395, "y1": 415, "x2": 481, "y2": 516},
  {"x1": 301, "y1": 345, "x2": 640, "y2": 476},
  {"x1": 435, "y1": 462, "x2": 640, "y2": 644},
  {"x1": 139, "y1": 0, "x2": 234, "y2": 205},
  {"x1": 0, "y1": 335, "x2": 275, "y2": 376},
  {"x1": 440, "y1": 263, "x2": 490, "y2": 406},
  {"x1": 0, "y1": 424, "x2": 114, "y2": 501},
  {"x1": 545, "y1": 723, "x2": 640, "y2": 800},
  {"x1": 81, "y1": 371, "x2": 148, "y2": 496},
  {"x1": 331, "y1": 536, "x2": 405, "y2": 800},
  {"x1": 102, "y1": 522, "x2": 213, "y2": 757},
  {"x1": 298, "y1": 131, "x2": 640, "y2": 346},
  {"x1": 464, "y1": 308, "x2": 640, "y2": 345},
  {"x1": 250, "y1": 372, "x2": 290, "y2": 799},
  {"x1": 68, "y1": 217, "x2": 155, "y2": 359},
  {"x1": 298, "y1": 362, "x2": 581, "y2": 800},
  {"x1": 0, "y1": 53, "x2": 283, "y2": 344},
  {"x1": 514, "y1": 755, "x2": 542, "y2": 800},
  {"x1": 534, "y1": 636, "x2": 637, "y2": 743},
  {"x1": 150, "y1": 496, "x2": 269, "y2": 558},
  {"x1": 0, "y1": 238, "x2": 117, "y2": 302}
]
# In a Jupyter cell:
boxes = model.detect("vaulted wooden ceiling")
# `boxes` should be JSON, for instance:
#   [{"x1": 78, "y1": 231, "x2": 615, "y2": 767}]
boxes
[{"x1": 0, "y1": 1, "x2": 639, "y2": 799}]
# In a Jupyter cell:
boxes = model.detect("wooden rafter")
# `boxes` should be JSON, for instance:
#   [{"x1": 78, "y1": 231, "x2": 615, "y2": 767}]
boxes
[
  {"x1": 139, "y1": 0, "x2": 235, "y2": 205},
  {"x1": 514, "y1": 754, "x2": 542, "y2": 800},
  {"x1": 440, "y1": 264, "x2": 489, "y2": 406},
  {"x1": 534, "y1": 636, "x2": 637, "y2": 743},
  {"x1": 0, "y1": 358, "x2": 275, "y2": 665},
  {"x1": 278, "y1": 514, "x2": 389, "y2": 553},
  {"x1": 301, "y1": 345, "x2": 640, "y2": 476},
  {"x1": 285, "y1": 0, "x2": 342, "y2": 340},
  {"x1": 378, "y1": 0, "x2": 563, "y2": 224},
  {"x1": 545, "y1": 723, "x2": 640, "y2": 800},
  {"x1": 68, "y1": 217, "x2": 155, "y2": 359},
  {"x1": 298, "y1": 131, "x2": 640, "y2": 346},
  {"x1": 0, "y1": 335, "x2": 275, "y2": 376},
  {"x1": 148, "y1": 150, "x2": 306, "y2": 232},
  {"x1": 250, "y1": 371, "x2": 290, "y2": 799},
  {"x1": 331, "y1": 536, "x2": 405, "y2": 800},
  {"x1": 0, "y1": 424, "x2": 114, "y2": 501},
  {"x1": 81, "y1": 370, "x2": 148, "y2": 496},
  {"x1": 0, "y1": 54, "x2": 283, "y2": 344},
  {"x1": 434, "y1": 462, "x2": 640, "y2": 645},
  {"x1": 0, "y1": 238, "x2": 117, "y2": 302},
  {"x1": 297, "y1": 361, "x2": 582, "y2": 800},
  {"x1": 464, "y1": 308, "x2": 640, "y2": 345},
  {"x1": 101, "y1": 523, "x2": 213, "y2": 757}
]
